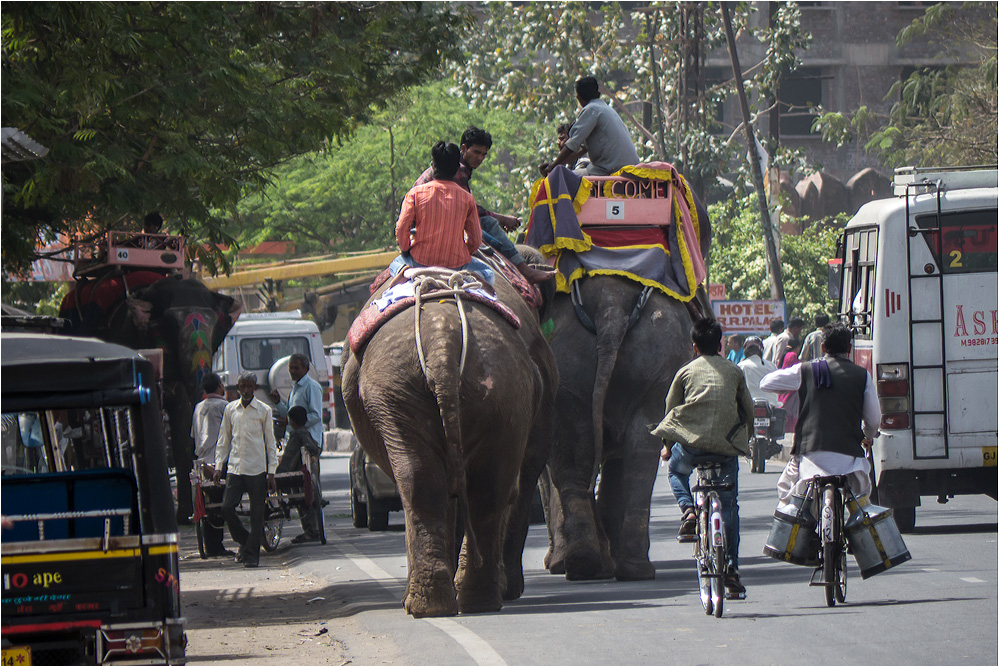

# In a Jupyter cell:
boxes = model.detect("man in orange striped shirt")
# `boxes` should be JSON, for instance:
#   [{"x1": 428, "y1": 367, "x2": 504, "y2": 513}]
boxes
[{"x1": 392, "y1": 141, "x2": 494, "y2": 284}]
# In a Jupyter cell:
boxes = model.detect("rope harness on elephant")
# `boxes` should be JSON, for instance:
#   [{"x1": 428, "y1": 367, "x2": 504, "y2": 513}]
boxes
[
  {"x1": 571, "y1": 281, "x2": 654, "y2": 335},
  {"x1": 406, "y1": 267, "x2": 484, "y2": 381}
]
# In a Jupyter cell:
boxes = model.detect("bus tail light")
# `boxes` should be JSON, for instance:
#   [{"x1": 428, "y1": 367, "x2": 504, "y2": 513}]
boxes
[{"x1": 877, "y1": 363, "x2": 910, "y2": 429}]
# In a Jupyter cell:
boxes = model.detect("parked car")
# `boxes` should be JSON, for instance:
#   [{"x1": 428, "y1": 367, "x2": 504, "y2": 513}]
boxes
[{"x1": 348, "y1": 443, "x2": 402, "y2": 531}]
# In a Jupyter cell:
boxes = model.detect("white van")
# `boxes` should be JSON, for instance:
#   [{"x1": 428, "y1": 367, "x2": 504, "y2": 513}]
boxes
[
  {"x1": 212, "y1": 311, "x2": 330, "y2": 425},
  {"x1": 836, "y1": 166, "x2": 997, "y2": 531}
]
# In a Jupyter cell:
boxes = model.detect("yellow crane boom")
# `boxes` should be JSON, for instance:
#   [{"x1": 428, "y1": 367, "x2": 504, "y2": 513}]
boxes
[{"x1": 200, "y1": 250, "x2": 397, "y2": 290}]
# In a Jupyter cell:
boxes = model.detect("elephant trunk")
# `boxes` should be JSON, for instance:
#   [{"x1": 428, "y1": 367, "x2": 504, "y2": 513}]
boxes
[{"x1": 588, "y1": 302, "x2": 630, "y2": 494}]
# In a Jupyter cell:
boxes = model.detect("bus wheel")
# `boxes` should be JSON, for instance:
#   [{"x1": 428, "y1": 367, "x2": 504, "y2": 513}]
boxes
[{"x1": 893, "y1": 506, "x2": 916, "y2": 533}]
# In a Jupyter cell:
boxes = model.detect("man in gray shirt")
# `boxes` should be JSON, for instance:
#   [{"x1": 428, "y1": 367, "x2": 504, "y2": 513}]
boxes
[{"x1": 540, "y1": 76, "x2": 639, "y2": 177}]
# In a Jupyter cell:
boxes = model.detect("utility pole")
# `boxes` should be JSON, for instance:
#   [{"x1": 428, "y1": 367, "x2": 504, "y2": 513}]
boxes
[{"x1": 721, "y1": 3, "x2": 785, "y2": 301}]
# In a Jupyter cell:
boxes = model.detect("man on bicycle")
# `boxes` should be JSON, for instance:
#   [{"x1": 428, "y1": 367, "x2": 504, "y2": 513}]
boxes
[
  {"x1": 652, "y1": 319, "x2": 754, "y2": 596},
  {"x1": 760, "y1": 323, "x2": 881, "y2": 504}
]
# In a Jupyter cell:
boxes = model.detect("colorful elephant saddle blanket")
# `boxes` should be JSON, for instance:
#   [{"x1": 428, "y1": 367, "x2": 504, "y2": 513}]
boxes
[
  {"x1": 349, "y1": 268, "x2": 522, "y2": 353},
  {"x1": 525, "y1": 163, "x2": 706, "y2": 302}
]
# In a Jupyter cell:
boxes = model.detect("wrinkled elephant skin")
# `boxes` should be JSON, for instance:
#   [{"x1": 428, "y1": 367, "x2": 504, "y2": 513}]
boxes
[
  {"x1": 342, "y1": 267, "x2": 557, "y2": 617},
  {"x1": 546, "y1": 276, "x2": 693, "y2": 581}
]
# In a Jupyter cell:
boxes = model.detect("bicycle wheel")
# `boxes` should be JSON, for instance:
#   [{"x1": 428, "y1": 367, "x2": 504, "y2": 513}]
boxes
[
  {"x1": 695, "y1": 512, "x2": 713, "y2": 615},
  {"x1": 711, "y1": 545, "x2": 725, "y2": 618},
  {"x1": 835, "y1": 546, "x2": 847, "y2": 603},
  {"x1": 821, "y1": 486, "x2": 839, "y2": 607}
]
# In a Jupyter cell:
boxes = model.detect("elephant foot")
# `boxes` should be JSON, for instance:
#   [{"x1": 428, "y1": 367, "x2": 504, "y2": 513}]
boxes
[
  {"x1": 615, "y1": 558, "x2": 656, "y2": 581},
  {"x1": 545, "y1": 548, "x2": 566, "y2": 575},
  {"x1": 564, "y1": 545, "x2": 614, "y2": 581},
  {"x1": 404, "y1": 566, "x2": 458, "y2": 618},
  {"x1": 458, "y1": 574, "x2": 504, "y2": 613},
  {"x1": 458, "y1": 591, "x2": 503, "y2": 615},
  {"x1": 503, "y1": 566, "x2": 524, "y2": 601}
]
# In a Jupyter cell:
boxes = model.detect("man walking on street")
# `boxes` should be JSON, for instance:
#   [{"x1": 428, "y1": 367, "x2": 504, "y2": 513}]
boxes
[
  {"x1": 215, "y1": 372, "x2": 277, "y2": 568},
  {"x1": 191, "y1": 373, "x2": 232, "y2": 558},
  {"x1": 271, "y1": 353, "x2": 325, "y2": 543}
]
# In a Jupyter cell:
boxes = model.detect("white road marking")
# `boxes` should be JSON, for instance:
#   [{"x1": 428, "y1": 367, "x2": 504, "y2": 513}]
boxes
[
  {"x1": 960, "y1": 577, "x2": 986, "y2": 583},
  {"x1": 336, "y1": 537, "x2": 506, "y2": 666},
  {"x1": 424, "y1": 618, "x2": 507, "y2": 666}
]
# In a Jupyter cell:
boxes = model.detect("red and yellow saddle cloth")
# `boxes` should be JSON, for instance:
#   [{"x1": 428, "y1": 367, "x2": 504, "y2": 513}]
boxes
[{"x1": 525, "y1": 162, "x2": 706, "y2": 301}]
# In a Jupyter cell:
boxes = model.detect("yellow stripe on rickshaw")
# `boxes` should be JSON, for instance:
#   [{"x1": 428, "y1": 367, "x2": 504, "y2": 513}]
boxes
[
  {"x1": 2, "y1": 549, "x2": 140, "y2": 564},
  {"x1": 147, "y1": 544, "x2": 178, "y2": 556}
]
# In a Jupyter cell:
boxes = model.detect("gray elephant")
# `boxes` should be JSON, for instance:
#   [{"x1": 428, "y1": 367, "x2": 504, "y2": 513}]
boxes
[
  {"x1": 539, "y1": 198, "x2": 712, "y2": 582},
  {"x1": 341, "y1": 252, "x2": 557, "y2": 617}
]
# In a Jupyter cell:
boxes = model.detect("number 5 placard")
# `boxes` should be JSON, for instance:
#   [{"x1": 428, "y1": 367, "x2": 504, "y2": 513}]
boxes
[{"x1": 606, "y1": 201, "x2": 625, "y2": 220}]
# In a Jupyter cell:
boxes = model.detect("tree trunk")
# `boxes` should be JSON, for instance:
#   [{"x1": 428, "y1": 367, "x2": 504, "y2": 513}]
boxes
[{"x1": 721, "y1": 3, "x2": 785, "y2": 302}]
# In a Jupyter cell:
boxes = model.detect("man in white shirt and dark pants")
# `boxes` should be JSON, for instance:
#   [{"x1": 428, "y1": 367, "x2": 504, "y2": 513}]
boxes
[
  {"x1": 191, "y1": 373, "x2": 231, "y2": 557},
  {"x1": 214, "y1": 372, "x2": 278, "y2": 568}
]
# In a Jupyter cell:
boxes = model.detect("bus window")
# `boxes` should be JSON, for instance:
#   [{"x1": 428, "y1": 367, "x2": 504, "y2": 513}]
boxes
[
  {"x1": 841, "y1": 228, "x2": 878, "y2": 339},
  {"x1": 916, "y1": 209, "x2": 998, "y2": 274}
]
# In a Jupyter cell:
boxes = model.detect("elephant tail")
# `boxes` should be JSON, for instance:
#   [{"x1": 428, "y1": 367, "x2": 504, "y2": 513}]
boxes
[
  {"x1": 422, "y1": 316, "x2": 476, "y2": 565},
  {"x1": 588, "y1": 302, "x2": 629, "y2": 493}
]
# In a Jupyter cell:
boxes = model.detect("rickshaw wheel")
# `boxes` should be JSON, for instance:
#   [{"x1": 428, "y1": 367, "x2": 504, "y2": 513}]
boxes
[
  {"x1": 263, "y1": 516, "x2": 283, "y2": 552},
  {"x1": 196, "y1": 520, "x2": 207, "y2": 559},
  {"x1": 317, "y1": 504, "x2": 327, "y2": 545}
]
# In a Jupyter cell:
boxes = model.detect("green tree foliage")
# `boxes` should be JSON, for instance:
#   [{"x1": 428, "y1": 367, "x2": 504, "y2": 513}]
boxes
[
  {"x1": 813, "y1": 2, "x2": 997, "y2": 168},
  {"x1": 1, "y1": 2, "x2": 468, "y2": 276},
  {"x1": 448, "y1": 2, "x2": 810, "y2": 197},
  {"x1": 234, "y1": 81, "x2": 547, "y2": 258},
  {"x1": 708, "y1": 196, "x2": 841, "y2": 321}
]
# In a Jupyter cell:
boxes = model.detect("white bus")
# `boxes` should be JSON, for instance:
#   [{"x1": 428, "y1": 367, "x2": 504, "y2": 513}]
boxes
[{"x1": 837, "y1": 166, "x2": 997, "y2": 531}]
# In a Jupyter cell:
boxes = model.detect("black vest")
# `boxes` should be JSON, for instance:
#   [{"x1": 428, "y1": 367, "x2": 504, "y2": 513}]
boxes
[{"x1": 792, "y1": 356, "x2": 869, "y2": 458}]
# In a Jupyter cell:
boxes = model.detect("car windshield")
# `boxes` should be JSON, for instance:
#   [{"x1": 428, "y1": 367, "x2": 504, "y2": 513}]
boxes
[{"x1": 239, "y1": 336, "x2": 310, "y2": 370}]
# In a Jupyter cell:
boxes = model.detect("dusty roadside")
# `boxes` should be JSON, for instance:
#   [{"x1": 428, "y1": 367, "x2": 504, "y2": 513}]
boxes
[{"x1": 177, "y1": 524, "x2": 353, "y2": 666}]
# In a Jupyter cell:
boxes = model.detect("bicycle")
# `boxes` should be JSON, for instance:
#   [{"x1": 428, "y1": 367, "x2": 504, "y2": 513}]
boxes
[
  {"x1": 808, "y1": 475, "x2": 849, "y2": 607},
  {"x1": 689, "y1": 462, "x2": 741, "y2": 617}
]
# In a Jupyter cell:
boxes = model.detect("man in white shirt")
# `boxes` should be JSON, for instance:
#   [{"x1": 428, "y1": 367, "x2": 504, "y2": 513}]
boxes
[
  {"x1": 760, "y1": 324, "x2": 881, "y2": 504},
  {"x1": 738, "y1": 336, "x2": 779, "y2": 405},
  {"x1": 191, "y1": 373, "x2": 231, "y2": 557},
  {"x1": 214, "y1": 372, "x2": 278, "y2": 568}
]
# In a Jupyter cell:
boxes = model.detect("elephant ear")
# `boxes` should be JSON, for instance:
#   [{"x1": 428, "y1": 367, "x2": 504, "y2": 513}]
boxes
[{"x1": 127, "y1": 296, "x2": 154, "y2": 332}]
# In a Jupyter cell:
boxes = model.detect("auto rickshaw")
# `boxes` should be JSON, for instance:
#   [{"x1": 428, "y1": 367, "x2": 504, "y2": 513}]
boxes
[{"x1": 1, "y1": 332, "x2": 186, "y2": 665}]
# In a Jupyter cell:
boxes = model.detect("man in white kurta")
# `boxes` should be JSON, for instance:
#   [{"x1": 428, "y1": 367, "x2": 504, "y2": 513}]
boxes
[{"x1": 760, "y1": 324, "x2": 881, "y2": 504}]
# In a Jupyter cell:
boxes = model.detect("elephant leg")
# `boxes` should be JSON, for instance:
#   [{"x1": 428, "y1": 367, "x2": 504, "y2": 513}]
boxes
[
  {"x1": 502, "y1": 410, "x2": 553, "y2": 600},
  {"x1": 165, "y1": 391, "x2": 194, "y2": 524},
  {"x1": 392, "y1": 447, "x2": 458, "y2": 618},
  {"x1": 538, "y1": 467, "x2": 568, "y2": 574},
  {"x1": 457, "y1": 462, "x2": 518, "y2": 613},
  {"x1": 607, "y1": 426, "x2": 660, "y2": 581},
  {"x1": 550, "y1": 416, "x2": 614, "y2": 581}
]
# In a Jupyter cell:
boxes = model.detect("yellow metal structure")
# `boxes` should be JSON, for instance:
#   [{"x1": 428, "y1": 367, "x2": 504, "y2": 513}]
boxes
[{"x1": 200, "y1": 250, "x2": 396, "y2": 289}]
